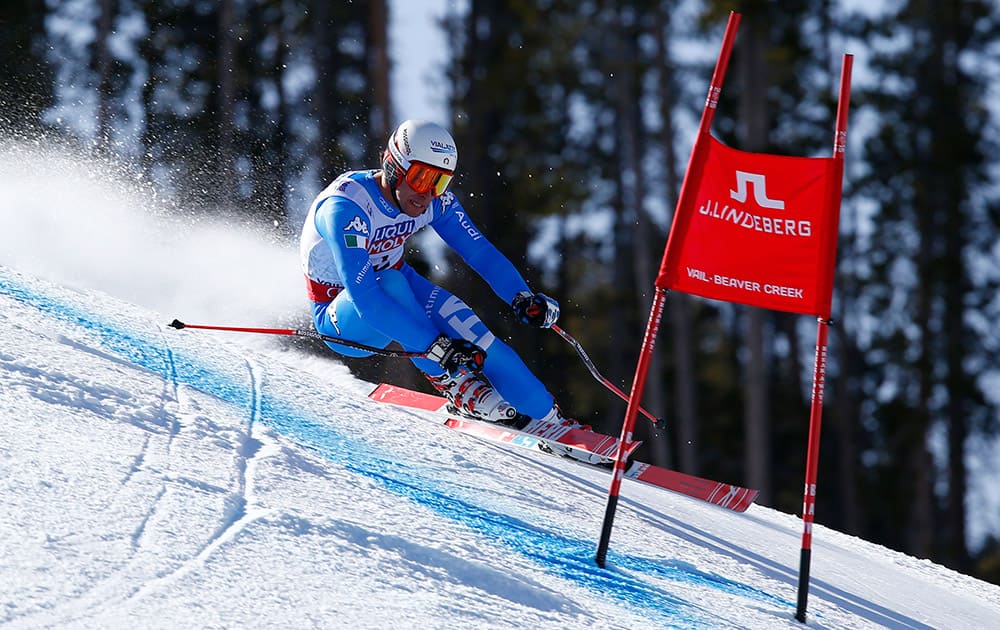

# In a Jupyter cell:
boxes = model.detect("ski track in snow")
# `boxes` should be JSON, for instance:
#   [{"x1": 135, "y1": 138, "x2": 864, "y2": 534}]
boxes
[
  {"x1": 0, "y1": 270, "x2": 783, "y2": 628},
  {"x1": 2, "y1": 289, "x2": 278, "y2": 626}
]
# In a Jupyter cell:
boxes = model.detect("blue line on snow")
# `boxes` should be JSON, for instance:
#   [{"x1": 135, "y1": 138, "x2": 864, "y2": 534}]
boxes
[{"x1": 0, "y1": 271, "x2": 793, "y2": 627}]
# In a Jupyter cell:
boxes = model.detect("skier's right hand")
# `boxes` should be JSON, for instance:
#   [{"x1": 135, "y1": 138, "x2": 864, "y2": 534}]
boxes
[
  {"x1": 512, "y1": 291, "x2": 560, "y2": 328},
  {"x1": 426, "y1": 335, "x2": 487, "y2": 374}
]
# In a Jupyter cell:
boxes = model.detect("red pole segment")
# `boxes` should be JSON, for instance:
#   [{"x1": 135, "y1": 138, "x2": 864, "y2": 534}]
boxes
[
  {"x1": 795, "y1": 319, "x2": 830, "y2": 621},
  {"x1": 595, "y1": 289, "x2": 668, "y2": 567},
  {"x1": 172, "y1": 321, "x2": 299, "y2": 336},
  {"x1": 700, "y1": 12, "x2": 741, "y2": 130},
  {"x1": 795, "y1": 53, "x2": 853, "y2": 624}
]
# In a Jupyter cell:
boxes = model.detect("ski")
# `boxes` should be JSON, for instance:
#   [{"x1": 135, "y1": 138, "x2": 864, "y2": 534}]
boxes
[
  {"x1": 368, "y1": 383, "x2": 640, "y2": 462},
  {"x1": 443, "y1": 417, "x2": 758, "y2": 512},
  {"x1": 368, "y1": 383, "x2": 757, "y2": 512}
]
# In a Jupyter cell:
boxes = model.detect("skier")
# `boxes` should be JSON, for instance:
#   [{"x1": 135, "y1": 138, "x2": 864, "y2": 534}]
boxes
[{"x1": 300, "y1": 119, "x2": 581, "y2": 430}]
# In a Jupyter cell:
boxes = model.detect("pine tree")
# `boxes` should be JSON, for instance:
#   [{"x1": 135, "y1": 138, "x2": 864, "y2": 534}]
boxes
[
  {"x1": 0, "y1": 1, "x2": 53, "y2": 133},
  {"x1": 850, "y1": 0, "x2": 1000, "y2": 571}
]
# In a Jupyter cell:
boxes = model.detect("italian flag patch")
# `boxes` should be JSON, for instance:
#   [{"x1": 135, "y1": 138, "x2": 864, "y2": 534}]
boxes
[{"x1": 344, "y1": 234, "x2": 368, "y2": 249}]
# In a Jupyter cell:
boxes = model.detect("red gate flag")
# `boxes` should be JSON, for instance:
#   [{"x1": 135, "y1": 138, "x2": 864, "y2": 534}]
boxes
[
  {"x1": 656, "y1": 135, "x2": 842, "y2": 318},
  {"x1": 595, "y1": 10, "x2": 853, "y2": 623}
]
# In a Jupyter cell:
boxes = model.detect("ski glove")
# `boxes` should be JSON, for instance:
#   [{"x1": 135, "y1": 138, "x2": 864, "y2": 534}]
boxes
[
  {"x1": 426, "y1": 334, "x2": 487, "y2": 374},
  {"x1": 512, "y1": 291, "x2": 560, "y2": 328}
]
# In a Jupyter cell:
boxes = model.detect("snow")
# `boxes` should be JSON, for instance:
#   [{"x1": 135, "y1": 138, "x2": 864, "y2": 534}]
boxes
[{"x1": 2, "y1": 145, "x2": 1000, "y2": 628}]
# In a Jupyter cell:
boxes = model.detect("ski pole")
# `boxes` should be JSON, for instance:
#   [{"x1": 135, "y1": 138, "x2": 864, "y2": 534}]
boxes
[
  {"x1": 168, "y1": 319, "x2": 429, "y2": 358},
  {"x1": 551, "y1": 324, "x2": 666, "y2": 430}
]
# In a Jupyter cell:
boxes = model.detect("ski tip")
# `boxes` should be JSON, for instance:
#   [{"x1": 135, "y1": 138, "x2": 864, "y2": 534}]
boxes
[
  {"x1": 168, "y1": 319, "x2": 185, "y2": 329},
  {"x1": 367, "y1": 382, "x2": 394, "y2": 400}
]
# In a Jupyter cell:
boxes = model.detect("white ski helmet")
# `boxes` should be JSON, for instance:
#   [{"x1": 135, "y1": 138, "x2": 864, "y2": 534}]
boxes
[{"x1": 382, "y1": 119, "x2": 458, "y2": 197}]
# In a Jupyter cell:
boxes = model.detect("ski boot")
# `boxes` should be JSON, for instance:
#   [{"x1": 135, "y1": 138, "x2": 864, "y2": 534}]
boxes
[
  {"x1": 426, "y1": 370, "x2": 517, "y2": 423},
  {"x1": 525, "y1": 405, "x2": 608, "y2": 465}
]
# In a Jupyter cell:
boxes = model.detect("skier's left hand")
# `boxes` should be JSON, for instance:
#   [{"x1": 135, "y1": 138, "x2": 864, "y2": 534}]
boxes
[
  {"x1": 426, "y1": 335, "x2": 487, "y2": 374},
  {"x1": 512, "y1": 291, "x2": 560, "y2": 328}
]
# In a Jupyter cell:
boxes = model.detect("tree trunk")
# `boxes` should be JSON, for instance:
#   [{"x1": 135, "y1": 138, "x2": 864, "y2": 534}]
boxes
[
  {"x1": 909, "y1": 206, "x2": 935, "y2": 558},
  {"x1": 93, "y1": 0, "x2": 115, "y2": 150},
  {"x1": 0, "y1": 0, "x2": 53, "y2": 130},
  {"x1": 216, "y1": 0, "x2": 238, "y2": 210},
  {"x1": 737, "y1": 16, "x2": 771, "y2": 503},
  {"x1": 311, "y1": 2, "x2": 340, "y2": 183},
  {"x1": 830, "y1": 211, "x2": 862, "y2": 534},
  {"x1": 653, "y1": 7, "x2": 699, "y2": 473},
  {"x1": 614, "y1": 10, "x2": 669, "y2": 466},
  {"x1": 368, "y1": 0, "x2": 391, "y2": 143},
  {"x1": 936, "y1": 3, "x2": 970, "y2": 574}
]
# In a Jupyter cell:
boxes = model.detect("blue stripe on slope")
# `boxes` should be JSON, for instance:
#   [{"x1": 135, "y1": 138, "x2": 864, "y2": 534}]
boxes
[{"x1": 0, "y1": 271, "x2": 793, "y2": 627}]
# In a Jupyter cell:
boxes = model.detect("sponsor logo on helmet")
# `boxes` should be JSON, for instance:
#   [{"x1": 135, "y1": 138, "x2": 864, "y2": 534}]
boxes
[{"x1": 430, "y1": 140, "x2": 456, "y2": 155}]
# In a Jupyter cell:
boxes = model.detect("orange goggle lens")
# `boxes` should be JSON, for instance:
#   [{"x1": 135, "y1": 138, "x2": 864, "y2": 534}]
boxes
[{"x1": 404, "y1": 162, "x2": 454, "y2": 197}]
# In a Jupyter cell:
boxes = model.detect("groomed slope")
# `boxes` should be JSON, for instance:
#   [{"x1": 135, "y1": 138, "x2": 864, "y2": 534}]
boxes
[{"x1": 1, "y1": 268, "x2": 998, "y2": 629}]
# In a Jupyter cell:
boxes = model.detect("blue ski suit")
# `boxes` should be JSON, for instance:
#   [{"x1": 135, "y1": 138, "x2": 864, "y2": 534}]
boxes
[{"x1": 299, "y1": 170, "x2": 555, "y2": 419}]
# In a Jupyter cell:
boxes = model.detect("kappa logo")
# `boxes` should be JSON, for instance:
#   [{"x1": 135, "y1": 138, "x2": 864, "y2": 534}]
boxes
[
  {"x1": 730, "y1": 171, "x2": 785, "y2": 210},
  {"x1": 344, "y1": 216, "x2": 369, "y2": 234}
]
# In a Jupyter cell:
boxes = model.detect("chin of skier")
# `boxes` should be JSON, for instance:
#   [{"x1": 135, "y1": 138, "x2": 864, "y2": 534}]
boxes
[{"x1": 300, "y1": 119, "x2": 587, "y2": 435}]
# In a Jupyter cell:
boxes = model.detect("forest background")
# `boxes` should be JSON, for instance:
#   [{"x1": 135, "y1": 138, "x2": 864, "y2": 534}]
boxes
[{"x1": 2, "y1": 0, "x2": 998, "y2": 587}]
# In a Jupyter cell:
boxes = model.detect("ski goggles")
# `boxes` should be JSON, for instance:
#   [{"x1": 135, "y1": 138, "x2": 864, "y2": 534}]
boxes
[{"x1": 404, "y1": 161, "x2": 454, "y2": 197}]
